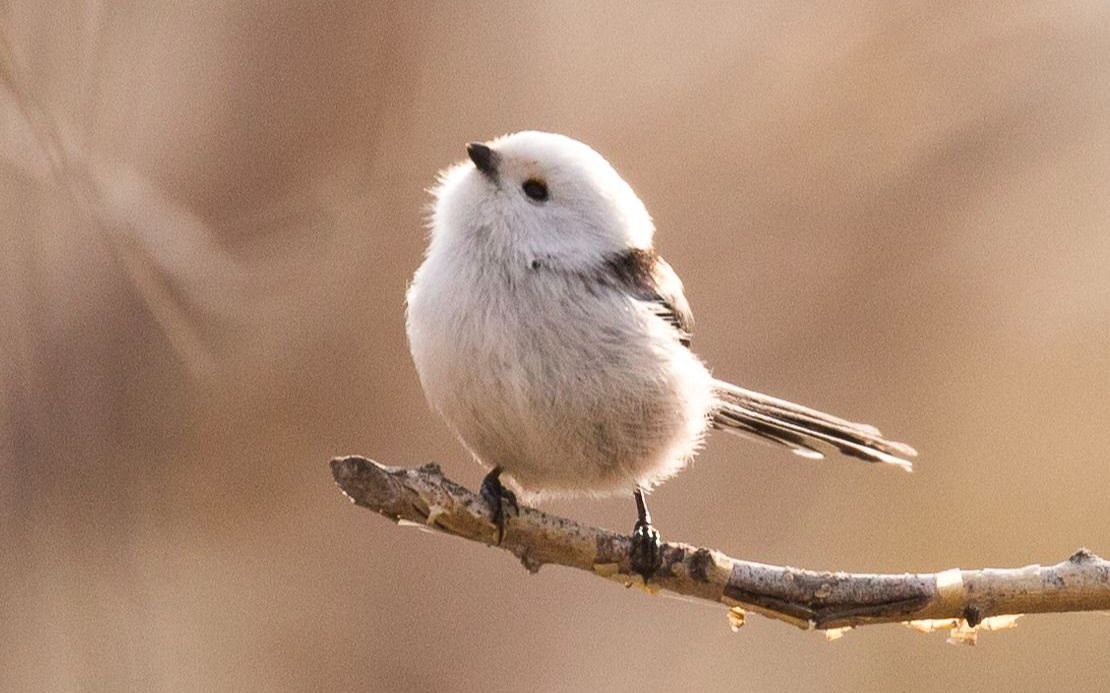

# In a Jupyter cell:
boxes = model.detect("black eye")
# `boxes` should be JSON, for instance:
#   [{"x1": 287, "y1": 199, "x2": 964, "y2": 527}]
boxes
[{"x1": 522, "y1": 178, "x2": 548, "y2": 201}]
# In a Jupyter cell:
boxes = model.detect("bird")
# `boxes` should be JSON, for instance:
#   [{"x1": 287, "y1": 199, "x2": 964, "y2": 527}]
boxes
[{"x1": 405, "y1": 131, "x2": 916, "y2": 578}]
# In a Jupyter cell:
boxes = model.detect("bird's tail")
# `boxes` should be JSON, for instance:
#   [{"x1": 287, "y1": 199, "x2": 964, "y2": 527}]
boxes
[{"x1": 711, "y1": 379, "x2": 917, "y2": 471}]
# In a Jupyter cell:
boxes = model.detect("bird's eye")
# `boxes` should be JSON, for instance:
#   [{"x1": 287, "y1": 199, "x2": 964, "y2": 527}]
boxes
[{"x1": 522, "y1": 178, "x2": 548, "y2": 201}]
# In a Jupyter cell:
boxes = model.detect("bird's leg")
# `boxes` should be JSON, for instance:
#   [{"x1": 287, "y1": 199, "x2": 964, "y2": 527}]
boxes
[
  {"x1": 630, "y1": 488, "x2": 663, "y2": 580},
  {"x1": 479, "y1": 466, "x2": 517, "y2": 545}
]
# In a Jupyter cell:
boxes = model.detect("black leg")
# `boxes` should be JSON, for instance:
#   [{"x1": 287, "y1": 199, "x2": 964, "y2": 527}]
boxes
[
  {"x1": 479, "y1": 466, "x2": 517, "y2": 544},
  {"x1": 630, "y1": 488, "x2": 663, "y2": 580}
]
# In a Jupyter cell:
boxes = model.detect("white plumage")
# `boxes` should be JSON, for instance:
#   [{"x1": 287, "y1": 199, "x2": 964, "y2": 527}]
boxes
[{"x1": 406, "y1": 131, "x2": 914, "y2": 505}]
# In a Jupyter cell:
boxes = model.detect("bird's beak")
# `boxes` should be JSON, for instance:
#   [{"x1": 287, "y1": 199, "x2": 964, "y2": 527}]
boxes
[{"x1": 466, "y1": 142, "x2": 500, "y2": 176}]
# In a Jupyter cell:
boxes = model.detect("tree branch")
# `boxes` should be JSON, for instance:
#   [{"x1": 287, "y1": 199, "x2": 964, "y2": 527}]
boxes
[{"x1": 330, "y1": 456, "x2": 1110, "y2": 640}]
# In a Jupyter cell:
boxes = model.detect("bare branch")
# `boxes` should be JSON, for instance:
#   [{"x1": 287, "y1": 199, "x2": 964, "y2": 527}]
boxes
[{"x1": 330, "y1": 456, "x2": 1110, "y2": 637}]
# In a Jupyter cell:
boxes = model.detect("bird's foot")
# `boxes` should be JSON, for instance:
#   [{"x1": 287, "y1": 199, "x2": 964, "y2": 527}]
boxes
[
  {"x1": 630, "y1": 519, "x2": 663, "y2": 581},
  {"x1": 479, "y1": 468, "x2": 518, "y2": 545}
]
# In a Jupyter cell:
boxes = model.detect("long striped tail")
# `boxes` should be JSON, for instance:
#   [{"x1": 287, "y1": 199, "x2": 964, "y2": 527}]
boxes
[{"x1": 711, "y1": 379, "x2": 917, "y2": 471}]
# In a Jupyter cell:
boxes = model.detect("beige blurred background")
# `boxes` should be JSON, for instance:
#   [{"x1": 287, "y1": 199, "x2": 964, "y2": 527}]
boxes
[{"x1": 3, "y1": 1, "x2": 1109, "y2": 691}]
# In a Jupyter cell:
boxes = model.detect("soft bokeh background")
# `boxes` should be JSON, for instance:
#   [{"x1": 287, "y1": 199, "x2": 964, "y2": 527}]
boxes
[{"x1": 3, "y1": 2, "x2": 1109, "y2": 691}]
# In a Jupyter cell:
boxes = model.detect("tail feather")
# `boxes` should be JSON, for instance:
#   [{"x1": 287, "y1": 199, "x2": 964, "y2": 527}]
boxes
[{"x1": 711, "y1": 380, "x2": 917, "y2": 471}]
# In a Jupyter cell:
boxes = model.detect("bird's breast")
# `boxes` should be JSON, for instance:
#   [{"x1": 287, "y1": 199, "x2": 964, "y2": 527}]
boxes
[{"x1": 406, "y1": 249, "x2": 714, "y2": 496}]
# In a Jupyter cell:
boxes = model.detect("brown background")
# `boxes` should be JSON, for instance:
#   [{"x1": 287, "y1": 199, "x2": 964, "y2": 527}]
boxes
[{"x1": 3, "y1": 2, "x2": 1109, "y2": 691}]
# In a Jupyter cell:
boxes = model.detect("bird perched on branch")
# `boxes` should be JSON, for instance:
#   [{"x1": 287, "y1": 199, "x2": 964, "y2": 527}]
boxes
[{"x1": 406, "y1": 131, "x2": 916, "y2": 578}]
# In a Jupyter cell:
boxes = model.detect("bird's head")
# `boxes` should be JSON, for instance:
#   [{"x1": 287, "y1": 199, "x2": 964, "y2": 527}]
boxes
[{"x1": 429, "y1": 131, "x2": 654, "y2": 271}]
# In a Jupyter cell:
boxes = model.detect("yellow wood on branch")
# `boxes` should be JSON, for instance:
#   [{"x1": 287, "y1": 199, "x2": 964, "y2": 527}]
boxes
[{"x1": 330, "y1": 456, "x2": 1110, "y2": 638}]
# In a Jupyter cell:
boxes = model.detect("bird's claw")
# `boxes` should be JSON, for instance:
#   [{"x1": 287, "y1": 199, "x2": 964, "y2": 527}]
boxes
[
  {"x1": 480, "y1": 471, "x2": 517, "y2": 544},
  {"x1": 630, "y1": 520, "x2": 663, "y2": 581}
]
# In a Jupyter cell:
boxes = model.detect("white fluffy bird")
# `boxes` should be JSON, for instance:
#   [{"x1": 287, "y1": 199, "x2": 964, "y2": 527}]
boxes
[{"x1": 406, "y1": 131, "x2": 916, "y2": 576}]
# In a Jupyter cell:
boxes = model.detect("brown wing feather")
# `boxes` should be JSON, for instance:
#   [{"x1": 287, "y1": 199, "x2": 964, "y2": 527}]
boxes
[{"x1": 603, "y1": 248, "x2": 693, "y2": 346}]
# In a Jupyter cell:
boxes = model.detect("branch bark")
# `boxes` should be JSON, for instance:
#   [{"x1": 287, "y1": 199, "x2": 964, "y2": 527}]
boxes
[{"x1": 330, "y1": 456, "x2": 1110, "y2": 637}]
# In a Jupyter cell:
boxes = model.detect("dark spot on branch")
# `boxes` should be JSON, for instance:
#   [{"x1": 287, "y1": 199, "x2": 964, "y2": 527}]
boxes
[
  {"x1": 1070, "y1": 547, "x2": 1098, "y2": 564},
  {"x1": 964, "y1": 604, "x2": 983, "y2": 627},
  {"x1": 519, "y1": 551, "x2": 542, "y2": 574},
  {"x1": 689, "y1": 548, "x2": 715, "y2": 583}
]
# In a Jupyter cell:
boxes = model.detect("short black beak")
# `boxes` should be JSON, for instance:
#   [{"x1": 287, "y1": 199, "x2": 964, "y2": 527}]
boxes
[{"x1": 467, "y1": 142, "x2": 500, "y2": 175}]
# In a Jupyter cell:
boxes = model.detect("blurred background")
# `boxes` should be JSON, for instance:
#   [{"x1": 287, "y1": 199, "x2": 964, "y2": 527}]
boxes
[{"x1": 3, "y1": 1, "x2": 1109, "y2": 691}]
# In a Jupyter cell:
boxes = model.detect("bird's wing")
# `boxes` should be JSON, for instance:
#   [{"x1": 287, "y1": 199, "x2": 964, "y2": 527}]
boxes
[{"x1": 602, "y1": 248, "x2": 693, "y2": 346}]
